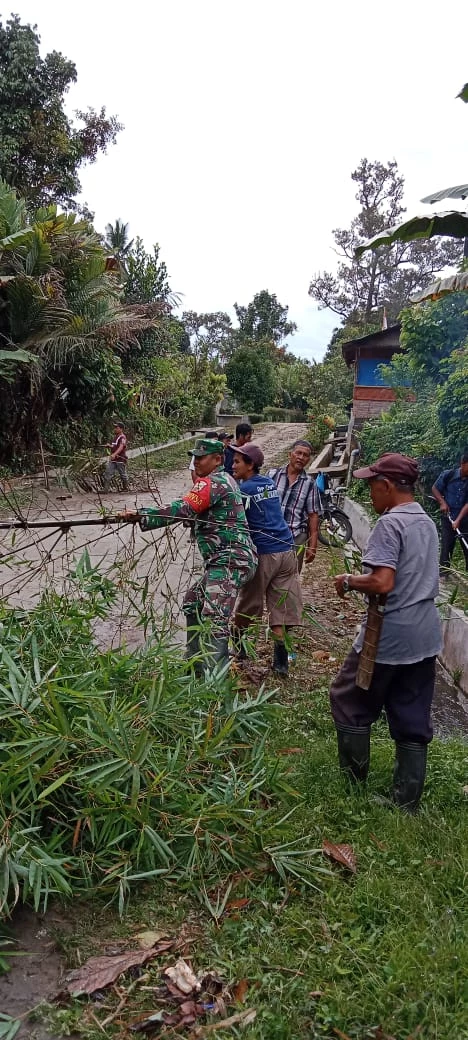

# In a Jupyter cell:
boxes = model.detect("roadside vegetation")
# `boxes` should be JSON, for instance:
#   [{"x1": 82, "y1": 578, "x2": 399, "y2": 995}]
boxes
[{"x1": 1, "y1": 552, "x2": 467, "y2": 1040}]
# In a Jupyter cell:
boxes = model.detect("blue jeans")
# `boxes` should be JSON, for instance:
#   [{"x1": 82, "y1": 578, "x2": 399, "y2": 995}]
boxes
[{"x1": 103, "y1": 460, "x2": 129, "y2": 490}]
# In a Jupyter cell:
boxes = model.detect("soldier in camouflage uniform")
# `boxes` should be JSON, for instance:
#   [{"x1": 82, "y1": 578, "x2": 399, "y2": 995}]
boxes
[{"x1": 119, "y1": 438, "x2": 257, "y2": 672}]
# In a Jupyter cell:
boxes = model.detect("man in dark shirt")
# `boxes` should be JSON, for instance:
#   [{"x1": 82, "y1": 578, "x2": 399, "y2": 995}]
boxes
[
  {"x1": 432, "y1": 451, "x2": 468, "y2": 571},
  {"x1": 224, "y1": 422, "x2": 253, "y2": 476},
  {"x1": 232, "y1": 443, "x2": 302, "y2": 676}
]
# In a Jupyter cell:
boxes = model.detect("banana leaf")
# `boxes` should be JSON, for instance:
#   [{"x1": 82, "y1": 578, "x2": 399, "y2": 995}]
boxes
[{"x1": 355, "y1": 210, "x2": 468, "y2": 257}]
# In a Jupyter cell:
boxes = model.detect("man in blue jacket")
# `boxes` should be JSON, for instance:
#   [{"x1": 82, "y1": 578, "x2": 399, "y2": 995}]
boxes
[
  {"x1": 232, "y1": 443, "x2": 303, "y2": 676},
  {"x1": 432, "y1": 451, "x2": 468, "y2": 572}
]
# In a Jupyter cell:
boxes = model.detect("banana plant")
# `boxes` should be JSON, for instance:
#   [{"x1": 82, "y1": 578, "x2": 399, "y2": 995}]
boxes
[{"x1": 355, "y1": 83, "x2": 468, "y2": 281}]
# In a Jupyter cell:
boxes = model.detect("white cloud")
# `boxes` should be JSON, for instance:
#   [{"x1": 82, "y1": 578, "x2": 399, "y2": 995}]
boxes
[{"x1": 12, "y1": 0, "x2": 468, "y2": 360}]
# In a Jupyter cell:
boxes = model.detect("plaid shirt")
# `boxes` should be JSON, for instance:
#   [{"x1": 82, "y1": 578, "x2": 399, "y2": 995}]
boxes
[{"x1": 268, "y1": 465, "x2": 320, "y2": 538}]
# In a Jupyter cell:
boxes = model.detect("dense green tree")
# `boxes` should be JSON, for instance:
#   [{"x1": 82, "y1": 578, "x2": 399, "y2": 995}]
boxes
[
  {"x1": 437, "y1": 345, "x2": 468, "y2": 454},
  {"x1": 225, "y1": 343, "x2": 277, "y2": 413},
  {"x1": 124, "y1": 237, "x2": 172, "y2": 305},
  {"x1": 309, "y1": 159, "x2": 461, "y2": 328},
  {"x1": 0, "y1": 15, "x2": 121, "y2": 209},
  {"x1": 399, "y1": 293, "x2": 468, "y2": 382},
  {"x1": 234, "y1": 290, "x2": 297, "y2": 345},
  {"x1": 181, "y1": 310, "x2": 233, "y2": 367}
]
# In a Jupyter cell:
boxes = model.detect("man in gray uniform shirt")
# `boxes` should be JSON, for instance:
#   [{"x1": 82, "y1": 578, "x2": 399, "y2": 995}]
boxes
[{"x1": 329, "y1": 453, "x2": 442, "y2": 813}]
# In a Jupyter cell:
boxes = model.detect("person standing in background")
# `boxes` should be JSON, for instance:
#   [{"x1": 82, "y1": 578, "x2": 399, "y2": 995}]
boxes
[
  {"x1": 431, "y1": 452, "x2": 468, "y2": 572},
  {"x1": 103, "y1": 422, "x2": 129, "y2": 492},
  {"x1": 224, "y1": 422, "x2": 253, "y2": 476},
  {"x1": 269, "y1": 440, "x2": 320, "y2": 572}
]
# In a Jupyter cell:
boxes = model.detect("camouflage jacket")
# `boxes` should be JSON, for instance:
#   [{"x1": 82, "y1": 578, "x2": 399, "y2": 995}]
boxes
[{"x1": 139, "y1": 468, "x2": 257, "y2": 569}]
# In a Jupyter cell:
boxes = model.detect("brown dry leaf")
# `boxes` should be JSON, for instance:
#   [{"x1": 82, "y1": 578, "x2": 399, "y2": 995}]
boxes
[
  {"x1": 232, "y1": 978, "x2": 249, "y2": 1003},
  {"x1": 311, "y1": 650, "x2": 331, "y2": 661},
  {"x1": 194, "y1": 1008, "x2": 257, "y2": 1035},
  {"x1": 332, "y1": 1030, "x2": 353, "y2": 1040},
  {"x1": 308, "y1": 990, "x2": 323, "y2": 998},
  {"x1": 224, "y1": 897, "x2": 251, "y2": 914},
  {"x1": 134, "y1": 929, "x2": 170, "y2": 949},
  {"x1": 164, "y1": 957, "x2": 201, "y2": 995},
  {"x1": 64, "y1": 949, "x2": 158, "y2": 996},
  {"x1": 323, "y1": 841, "x2": 357, "y2": 874},
  {"x1": 72, "y1": 818, "x2": 82, "y2": 851},
  {"x1": 277, "y1": 747, "x2": 303, "y2": 755}
]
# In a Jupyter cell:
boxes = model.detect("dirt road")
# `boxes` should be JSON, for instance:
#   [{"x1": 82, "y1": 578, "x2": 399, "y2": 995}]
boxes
[{"x1": 0, "y1": 423, "x2": 308, "y2": 647}]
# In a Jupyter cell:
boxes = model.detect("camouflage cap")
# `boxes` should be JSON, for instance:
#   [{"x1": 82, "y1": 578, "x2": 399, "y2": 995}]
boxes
[{"x1": 189, "y1": 438, "x2": 225, "y2": 457}]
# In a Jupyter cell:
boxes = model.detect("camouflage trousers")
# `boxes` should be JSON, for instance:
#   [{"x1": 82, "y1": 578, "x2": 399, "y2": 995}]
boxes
[{"x1": 183, "y1": 558, "x2": 256, "y2": 639}]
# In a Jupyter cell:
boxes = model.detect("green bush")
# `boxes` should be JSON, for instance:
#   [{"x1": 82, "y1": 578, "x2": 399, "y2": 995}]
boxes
[
  {"x1": 0, "y1": 557, "x2": 324, "y2": 918},
  {"x1": 357, "y1": 398, "x2": 450, "y2": 492},
  {"x1": 248, "y1": 412, "x2": 265, "y2": 425},
  {"x1": 263, "y1": 406, "x2": 305, "y2": 423}
]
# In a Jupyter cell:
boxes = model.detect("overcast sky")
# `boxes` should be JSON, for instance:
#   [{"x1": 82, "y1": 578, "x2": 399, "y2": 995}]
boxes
[{"x1": 12, "y1": 0, "x2": 468, "y2": 359}]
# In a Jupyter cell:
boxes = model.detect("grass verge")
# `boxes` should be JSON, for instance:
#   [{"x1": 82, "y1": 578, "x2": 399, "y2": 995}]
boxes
[{"x1": 33, "y1": 668, "x2": 468, "y2": 1040}]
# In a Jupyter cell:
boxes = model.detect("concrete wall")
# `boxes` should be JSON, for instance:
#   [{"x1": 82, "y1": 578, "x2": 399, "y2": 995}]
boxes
[{"x1": 344, "y1": 496, "x2": 468, "y2": 693}]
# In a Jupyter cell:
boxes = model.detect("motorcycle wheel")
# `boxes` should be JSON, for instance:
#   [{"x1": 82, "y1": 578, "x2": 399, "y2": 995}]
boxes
[{"x1": 318, "y1": 509, "x2": 353, "y2": 547}]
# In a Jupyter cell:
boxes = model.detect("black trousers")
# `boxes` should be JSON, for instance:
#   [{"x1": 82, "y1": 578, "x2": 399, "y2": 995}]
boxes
[
  {"x1": 330, "y1": 648, "x2": 436, "y2": 744},
  {"x1": 440, "y1": 514, "x2": 468, "y2": 570}
]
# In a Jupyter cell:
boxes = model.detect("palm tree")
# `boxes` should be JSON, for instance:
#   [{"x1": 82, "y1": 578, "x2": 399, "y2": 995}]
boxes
[
  {"x1": 0, "y1": 188, "x2": 165, "y2": 459},
  {"x1": 104, "y1": 219, "x2": 134, "y2": 261}
]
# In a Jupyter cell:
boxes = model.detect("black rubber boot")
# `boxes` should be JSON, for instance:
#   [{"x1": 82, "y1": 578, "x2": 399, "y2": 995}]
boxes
[
  {"x1": 336, "y1": 724, "x2": 370, "y2": 783},
  {"x1": 392, "y1": 741, "x2": 427, "y2": 813},
  {"x1": 185, "y1": 611, "x2": 202, "y2": 677},
  {"x1": 272, "y1": 641, "x2": 289, "y2": 677},
  {"x1": 231, "y1": 626, "x2": 247, "y2": 661},
  {"x1": 204, "y1": 636, "x2": 230, "y2": 675}
]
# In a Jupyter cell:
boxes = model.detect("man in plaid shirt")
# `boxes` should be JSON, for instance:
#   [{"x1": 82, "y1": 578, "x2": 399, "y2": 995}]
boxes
[{"x1": 269, "y1": 440, "x2": 320, "y2": 572}]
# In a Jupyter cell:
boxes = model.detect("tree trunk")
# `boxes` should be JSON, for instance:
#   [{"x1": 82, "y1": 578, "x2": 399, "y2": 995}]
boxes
[{"x1": 364, "y1": 254, "x2": 378, "y2": 324}]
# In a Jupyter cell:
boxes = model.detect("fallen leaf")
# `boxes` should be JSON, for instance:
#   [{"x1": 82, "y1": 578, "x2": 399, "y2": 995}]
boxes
[
  {"x1": 135, "y1": 929, "x2": 170, "y2": 949},
  {"x1": 311, "y1": 650, "x2": 330, "y2": 661},
  {"x1": 232, "y1": 978, "x2": 249, "y2": 1003},
  {"x1": 195, "y1": 1008, "x2": 257, "y2": 1034},
  {"x1": 164, "y1": 957, "x2": 201, "y2": 995},
  {"x1": 200, "y1": 970, "x2": 224, "y2": 994},
  {"x1": 322, "y1": 841, "x2": 357, "y2": 873},
  {"x1": 332, "y1": 1030, "x2": 353, "y2": 1040},
  {"x1": 370, "y1": 1029, "x2": 397, "y2": 1040},
  {"x1": 130, "y1": 1010, "x2": 165, "y2": 1033},
  {"x1": 72, "y1": 818, "x2": 82, "y2": 851},
  {"x1": 308, "y1": 990, "x2": 323, "y2": 998},
  {"x1": 224, "y1": 898, "x2": 250, "y2": 913},
  {"x1": 277, "y1": 747, "x2": 303, "y2": 755},
  {"x1": 64, "y1": 949, "x2": 158, "y2": 996}
]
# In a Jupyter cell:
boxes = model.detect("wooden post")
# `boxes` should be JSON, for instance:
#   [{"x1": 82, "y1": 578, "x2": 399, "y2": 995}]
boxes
[{"x1": 38, "y1": 434, "x2": 49, "y2": 491}]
